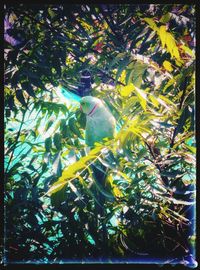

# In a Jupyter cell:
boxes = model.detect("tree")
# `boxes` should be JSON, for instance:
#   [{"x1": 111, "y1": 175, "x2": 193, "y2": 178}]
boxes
[{"x1": 4, "y1": 4, "x2": 196, "y2": 266}]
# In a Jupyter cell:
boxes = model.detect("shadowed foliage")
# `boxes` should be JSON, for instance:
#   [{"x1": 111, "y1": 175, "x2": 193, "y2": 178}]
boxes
[{"x1": 4, "y1": 4, "x2": 196, "y2": 266}]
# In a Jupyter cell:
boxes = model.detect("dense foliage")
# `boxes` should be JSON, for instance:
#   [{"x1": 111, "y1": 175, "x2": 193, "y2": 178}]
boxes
[{"x1": 4, "y1": 4, "x2": 196, "y2": 266}]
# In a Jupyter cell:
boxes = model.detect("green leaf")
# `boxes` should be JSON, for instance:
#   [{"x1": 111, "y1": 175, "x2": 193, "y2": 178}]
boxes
[
  {"x1": 161, "y1": 170, "x2": 184, "y2": 178},
  {"x1": 76, "y1": 110, "x2": 86, "y2": 129},
  {"x1": 48, "y1": 7, "x2": 56, "y2": 19},
  {"x1": 61, "y1": 124, "x2": 69, "y2": 138},
  {"x1": 68, "y1": 118, "x2": 83, "y2": 138},
  {"x1": 159, "y1": 13, "x2": 171, "y2": 24},
  {"x1": 52, "y1": 152, "x2": 62, "y2": 176},
  {"x1": 45, "y1": 120, "x2": 54, "y2": 132},
  {"x1": 115, "y1": 57, "x2": 130, "y2": 83},
  {"x1": 21, "y1": 82, "x2": 36, "y2": 97},
  {"x1": 125, "y1": 68, "x2": 135, "y2": 85},
  {"x1": 53, "y1": 133, "x2": 62, "y2": 150},
  {"x1": 107, "y1": 53, "x2": 126, "y2": 71},
  {"x1": 34, "y1": 116, "x2": 43, "y2": 136},
  {"x1": 45, "y1": 137, "x2": 52, "y2": 152},
  {"x1": 127, "y1": 61, "x2": 147, "y2": 88},
  {"x1": 7, "y1": 95, "x2": 15, "y2": 110},
  {"x1": 174, "y1": 106, "x2": 191, "y2": 137},
  {"x1": 15, "y1": 90, "x2": 26, "y2": 107},
  {"x1": 50, "y1": 184, "x2": 68, "y2": 208},
  {"x1": 135, "y1": 148, "x2": 147, "y2": 161},
  {"x1": 135, "y1": 165, "x2": 148, "y2": 173},
  {"x1": 7, "y1": 162, "x2": 23, "y2": 176},
  {"x1": 162, "y1": 77, "x2": 176, "y2": 93}
]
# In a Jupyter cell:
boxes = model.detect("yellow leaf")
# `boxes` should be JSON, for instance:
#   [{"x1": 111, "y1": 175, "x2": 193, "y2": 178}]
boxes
[
  {"x1": 119, "y1": 70, "x2": 126, "y2": 84},
  {"x1": 116, "y1": 52, "x2": 127, "y2": 59},
  {"x1": 48, "y1": 8, "x2": 56, "y2": 18},
  {"x1": 47, "y1": 145, "x2": 104, "y2": 196},
  {"x1": 159, "y1": 25, "x2": 167, "y2": 47},
  {"x1": 77, "y1": 18, "x2": 92, "y2": 31},
  {"x1": 175, "y1": 60, "x2": 183, "y2": 66},
  {"x1": 9, "y1": 13, "x2": 17, "y2": 23},
  {"x1": 5, "y1": 87, "x2": 11, "y2": 94},
  {"x1": 129, "y1": 126, "x2": 142, "y2": 137},
  {"x1": 48, "y1": 181, "x2": 68, "y2": 196},
  {"x1": 117, "y1": 130, "x2": 130, "y2": 146},
  {"x1": 159, "y1": 27, "x2": 181, "y2": 61},
  {"x1": 113, "y1": 186, "x2": 123, "y2": 198},
  {"x1": 185, "y1": 145, "x2": 196, "y2": 154},
  {"x1": 130, "y1": 61, "x2": 148, "y2": 88},
  {"x1": 149, "y1": 94, "x2": 160, "y2": 108},
  {"x1": 103, "y1": 21, "x2": 108, "y2": 29},
  {"x1": 62, "y1": 149, "x2": 70, "y2": 157},
  {"x1": 165, "y1": 32, "x2": 176, "y2": 55},
  {"x1": 165, "y1": 32, "x2": 181, "y2": 61},
  {"x1": 172, "y1": 46, "x2": 181, "y2": 60},
  {"x1": 120, "y1": 83, "x2": 135, "y2": 97},
  {"x1": 158, "y1": 94, "x2": 176, "y2": 107},
  {"x1": 180, "y1": 44, "x2": 195, "y2": 57},
  {"x1": 122, "y1": 96, "x2": 138, "y2": 115},
  {"x1": 143, "y1": 18, "x2": 158, "y2": 32},
  {"x1": 163, "y1": 60, "x2": 173, "y2": 72},
  {"x1": 134, "y1": 86, "x2": 147, "y2": 111},
  {"x1": 116, "y1": 171, "x2": 131, "y2": 183},
  {"x1": 106, "y1": 174, "x2": 123, "y2": 198}
]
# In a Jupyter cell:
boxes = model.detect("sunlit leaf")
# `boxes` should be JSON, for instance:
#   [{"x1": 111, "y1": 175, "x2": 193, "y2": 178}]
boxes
[
  {"x1": 184, "y1": 144, "x2": 196, "y2": 154},
  {"x1": 163, "y1": 60, "x2": 173, "y2": 72},
  {"x1": 149, "y1": 94, "x2": 160, "y2": 108},
  {"x1": 47, "y1": 145, "x2": 104, "y2": 195},
  {"x1": 120, "y1": 83, "x2": 135, "y2": 97},
  {"x1": 143, "y1": 17, "x2": 158, "y2": 32},
  {"x1": 134, "y1": 86, "x2": 147, "y2": 111},
  {"x1": 159, "y1": 25, "x2": 167, "y2": 48},
  {"x1": 180, "y1": 44, "x2": 195, "y2": 57}
]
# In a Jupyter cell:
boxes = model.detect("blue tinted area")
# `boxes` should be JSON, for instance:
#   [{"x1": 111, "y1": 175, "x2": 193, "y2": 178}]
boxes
[
  {"x1": 5, "y1": 257, "x2": 198, "y2": 267},
  {"x1": 60, "y1": 87, "x2": 81, "y2": 102}
]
